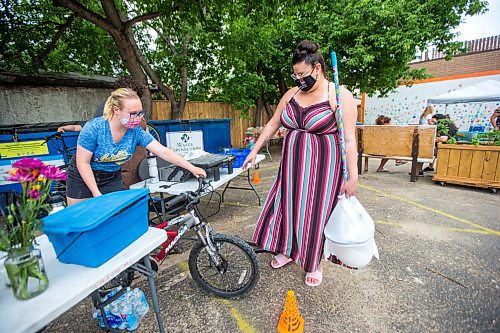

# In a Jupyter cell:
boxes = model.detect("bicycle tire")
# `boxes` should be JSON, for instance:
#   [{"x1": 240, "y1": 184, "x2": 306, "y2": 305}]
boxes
[
  {"x1": 188, "y1": 234, "x2": 260, "y2": 299},
  {"x1": 147, "y1": 124, "x2": 162, "y2": 144}
]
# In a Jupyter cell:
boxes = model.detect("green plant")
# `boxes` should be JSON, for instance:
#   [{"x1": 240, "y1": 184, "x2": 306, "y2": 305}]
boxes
[
  {"x1": 470, "y1": 136, "x2": 480, "y2": 146},
  {"x1": 477, "y1": 129, "x2": 500, "y2": 146},
  {"x1": 0, "y1": 158, "x2": 66, "y2": 250},
  {"x1": 0, "y1": 157, "x2": 66, "y2": 299},
  {"x1": 436, "y1": 119, "x2": 452, "y2": 137},
  {"x1": 445, "y1": 137, "x2": 457, "y2": 144}
]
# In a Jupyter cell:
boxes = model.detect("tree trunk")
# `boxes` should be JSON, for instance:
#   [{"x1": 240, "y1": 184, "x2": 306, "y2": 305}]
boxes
[
  {"x1": 276, "y1": 69, "x2": 287, "y2": 96},
  {"x1": 262, "y1": 92, "x2": 274, "y2": 121},
  {"x1": 54, "y1": 0, "x2": 177, "y2": 119},
  {"x1": 110, "y1": 34, "x2": 152, "y2": 114},
  {"x1": 254, "y1": 96, "x2": 262, "y2": 127}
]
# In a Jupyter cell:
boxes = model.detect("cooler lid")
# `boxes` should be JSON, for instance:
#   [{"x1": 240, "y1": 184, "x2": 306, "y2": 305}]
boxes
[{"x1": 43, "y1": 189, "x2": 149, "y2": 235}]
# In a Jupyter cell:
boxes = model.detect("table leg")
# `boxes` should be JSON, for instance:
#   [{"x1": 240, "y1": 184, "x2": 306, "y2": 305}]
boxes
[
  {"x1": 160, "y1": 192, "x2": 166, "y2": 222},
  {"x1": 221, "y1": 168, "x2": 261, "y2": 205},
  {"x1": 141, "y1": 255, "x2": 165, "y2": 333},
  {"x1": 266, "y1": 142, "x2": 272, "y2": 162}
]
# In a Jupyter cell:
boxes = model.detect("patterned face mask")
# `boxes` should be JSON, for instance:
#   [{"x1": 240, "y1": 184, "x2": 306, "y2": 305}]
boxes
[
  {"x1": 119, "y1": 114, "x2": 142, "y2": 129},
  {"x1": 294, "y1": 74, "x2": 317, "y2": 91}
]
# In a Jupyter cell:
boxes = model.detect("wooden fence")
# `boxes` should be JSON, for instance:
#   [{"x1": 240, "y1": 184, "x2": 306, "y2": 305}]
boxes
[{"x1": 151, "y1": 100, "x2": 273, "y2": 148}]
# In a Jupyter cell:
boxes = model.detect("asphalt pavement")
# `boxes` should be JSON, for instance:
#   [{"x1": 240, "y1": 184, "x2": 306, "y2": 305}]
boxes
[{"x1": 45, "y1": 146, "x2": 499, "y2": 333}]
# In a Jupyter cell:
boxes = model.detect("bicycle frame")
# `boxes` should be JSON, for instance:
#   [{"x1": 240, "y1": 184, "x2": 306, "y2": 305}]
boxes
[{"x1": 151, "y1": 208, "x2": 221, "y2": 266}]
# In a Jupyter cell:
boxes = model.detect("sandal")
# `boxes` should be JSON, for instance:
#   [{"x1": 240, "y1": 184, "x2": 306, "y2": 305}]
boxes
[
  {"x1": 270, "y1": 254, "x2": 293, "y2": 269},
  {"x1": 305, "y1": 266, "x2": 323, "y2": 287},
  {"x1": 376, "y1": 168, "x2": 390, "y2": 173},
  {"x1": 395, "y1": 161, "x2": 408, "y2": 166}
]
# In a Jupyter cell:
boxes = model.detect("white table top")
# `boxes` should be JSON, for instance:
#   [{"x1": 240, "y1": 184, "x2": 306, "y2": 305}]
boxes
[
  {"x1": 130, "y1": 154, "x2": 265, "y2": 195},
  {"x1": 0, "y1": 227, "x2": 167, "y2": 333}
]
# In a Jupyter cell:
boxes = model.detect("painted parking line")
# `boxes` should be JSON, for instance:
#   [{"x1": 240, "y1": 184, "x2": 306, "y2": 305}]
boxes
[
  {"x1": 375, "y1": 220, "x2": 493, "y2": 235},
  {"x1": 360, "y1": 184, "x2": 500, "y2": 237},
  {"x1": 176, "y1": 262, "x2": 257, "y2": 333},
  {"x1": 219, "y1": 299, "x2": 257, "y2": 333}
]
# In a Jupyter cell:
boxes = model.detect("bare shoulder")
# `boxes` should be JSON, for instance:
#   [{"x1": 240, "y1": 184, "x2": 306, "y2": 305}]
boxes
[
  {"x1": 339, "y1": 85, "x2": 354, "y2": 100},
  {"x1": 282, "y1": 86, "x2": 299, "y2": 103}
]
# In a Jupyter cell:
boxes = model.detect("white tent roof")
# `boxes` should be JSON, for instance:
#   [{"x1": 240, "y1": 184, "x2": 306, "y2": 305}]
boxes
[{"x1": 427, "y1": 79, "x2": 500, "y2": 105}]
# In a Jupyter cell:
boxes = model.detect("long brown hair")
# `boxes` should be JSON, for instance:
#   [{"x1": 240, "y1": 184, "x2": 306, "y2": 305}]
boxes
[{"x1": 420, "y1": 105, "x2": 434, "y2": 120}]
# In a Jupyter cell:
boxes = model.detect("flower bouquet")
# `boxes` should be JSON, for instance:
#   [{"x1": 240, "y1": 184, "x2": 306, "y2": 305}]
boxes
[{"x1": 0, "y1": 157, "x2": 66, "y2": 300}]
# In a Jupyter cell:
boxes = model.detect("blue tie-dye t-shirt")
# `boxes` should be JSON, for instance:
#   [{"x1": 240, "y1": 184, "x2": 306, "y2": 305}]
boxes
[{"x1": 77, "y1": 117, "x2": 154, "y2": 172}]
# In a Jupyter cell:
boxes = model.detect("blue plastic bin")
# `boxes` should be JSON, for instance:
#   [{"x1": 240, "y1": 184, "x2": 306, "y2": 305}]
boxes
[
  {"x1": 149, "y1": 119, "x2": 231, "y2": 153},
  {"x1": 43, "y1": 189, "x2": 149, "y2": 267},
  {"x1": 224, "y1": 148, "x2": 251, "y2": 168}
]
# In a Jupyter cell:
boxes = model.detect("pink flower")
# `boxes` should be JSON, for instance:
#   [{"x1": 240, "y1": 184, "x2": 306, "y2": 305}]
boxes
[
  {"x1": 29, "y1": 189, "x2": 41, "y2": 200},
  {"x1": 7, "y1": 169, "x2": 37, "y2": 182},
  {"x1": 41, "y1": 164, "x2": 67, "y2": 181},
  {"x1": 12, "y1": 157, "x2": 45, "y2": 171}
]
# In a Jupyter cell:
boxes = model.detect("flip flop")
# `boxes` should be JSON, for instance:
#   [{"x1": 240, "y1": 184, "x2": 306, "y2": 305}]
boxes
[
  {"x1": 270, "y1": 254, "x2": 293, "y2": 269},
  {"x1": 376, "y1": 168, "x2": 390, "y2": 173},
  {"x1": 305, "y1": 266, "x2": 323, "y2": 287},
  {"x1": 395, "y1": 161, "x2": 408, "y2": 166}
]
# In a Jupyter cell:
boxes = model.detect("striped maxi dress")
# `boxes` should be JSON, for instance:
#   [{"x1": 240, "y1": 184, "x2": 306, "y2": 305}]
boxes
[{"x1": 252, "y1": 87, "x2": 344, "y2": 274}]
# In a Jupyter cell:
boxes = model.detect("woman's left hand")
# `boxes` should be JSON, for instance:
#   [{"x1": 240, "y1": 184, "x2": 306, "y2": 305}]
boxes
[
  {"x1": 191, "y1": 166, "x2": 207, "y2": 178},
  {"x1": 342, "y1": 178, "x2": 357, "y2": 198}
]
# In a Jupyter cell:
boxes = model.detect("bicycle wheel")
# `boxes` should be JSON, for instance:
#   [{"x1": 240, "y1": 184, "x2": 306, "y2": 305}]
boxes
[
  {"x1": 147, "y1": 124, "x2": 162, "y2": 144},
  {"x1": 188, "y1": 234, "x2": 260, "y2": 299}
]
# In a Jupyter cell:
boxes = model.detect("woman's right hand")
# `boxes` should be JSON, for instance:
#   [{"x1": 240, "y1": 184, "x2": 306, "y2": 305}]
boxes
[{"x1": 242, "y1": 151, "x2": 257, "y2": 170}]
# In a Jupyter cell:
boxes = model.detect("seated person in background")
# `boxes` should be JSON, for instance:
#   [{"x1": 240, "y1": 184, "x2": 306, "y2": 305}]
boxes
[
  {"x1": 66, "y1": 88, "x2": 207, "y2": 206},
  {"x1": 490, "y1": 107, "x2": 500, "y2": 130},
  {"x1": 419, "y1": 105, "x2": 434, "y2": 125},
  {"x1": 375, "y1": 115, "x2": 406, "y2": 173},
  {"x1": 431, "y1": 113, "x2": 458, "y2": 142},
  {"x1": 415, "y1": 113, "x2": 458, "y2": 175}
]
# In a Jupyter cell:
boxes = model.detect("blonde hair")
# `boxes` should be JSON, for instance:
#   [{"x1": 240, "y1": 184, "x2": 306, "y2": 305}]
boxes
[
  {"x1": 103, "y1": 88, "x2": 140, "y2": 120},
  {"x1": 420, "y1": 105, "x2": 434, "y2": 119}
]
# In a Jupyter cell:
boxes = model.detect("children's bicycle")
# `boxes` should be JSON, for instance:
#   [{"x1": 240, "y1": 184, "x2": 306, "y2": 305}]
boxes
[{"x1": 140, "y1": 177, "x2": 260, "y2": 299}]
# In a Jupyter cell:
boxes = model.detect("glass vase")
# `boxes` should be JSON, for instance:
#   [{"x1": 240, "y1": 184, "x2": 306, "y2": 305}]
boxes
[{"x1": 4, "y1": 247, "x2": 49, "y2": 300}]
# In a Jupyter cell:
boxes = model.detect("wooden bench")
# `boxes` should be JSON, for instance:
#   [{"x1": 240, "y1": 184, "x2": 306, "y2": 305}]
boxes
[{"x1": 356, "y1": 125, "x2": 437, "y2": 182}]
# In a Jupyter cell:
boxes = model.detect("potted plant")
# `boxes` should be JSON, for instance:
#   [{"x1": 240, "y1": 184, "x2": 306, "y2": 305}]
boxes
[
  {"x1": 0, "y1": 157, "x2": 66, "y2": 300},
  {"x1": 433, "y1": 128, "x2": 500, "y2": 191}
]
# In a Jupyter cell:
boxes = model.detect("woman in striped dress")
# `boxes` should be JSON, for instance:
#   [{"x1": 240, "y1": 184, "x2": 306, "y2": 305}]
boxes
[{"x1": 242, "y1": 40, "x2": 358, "y2": 287}]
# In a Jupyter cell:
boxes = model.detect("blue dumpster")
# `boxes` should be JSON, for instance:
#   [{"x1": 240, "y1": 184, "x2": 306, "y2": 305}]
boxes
[
  {"x1": 149, "y1": 119, "x2": 232, "y2": 153},
  {"x1": 0, "y1": 131, "x2": 78, "y2": 162}
]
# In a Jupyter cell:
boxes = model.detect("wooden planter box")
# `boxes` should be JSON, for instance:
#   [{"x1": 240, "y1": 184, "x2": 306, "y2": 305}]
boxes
[{"x1": 433, "y1": 143, "x2": 500, "y2": 191}]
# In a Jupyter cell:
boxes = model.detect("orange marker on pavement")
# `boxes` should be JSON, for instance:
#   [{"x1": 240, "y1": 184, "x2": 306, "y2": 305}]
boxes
[{"x1": 277, "y1": 290, "x2": 304, "y2": 333}]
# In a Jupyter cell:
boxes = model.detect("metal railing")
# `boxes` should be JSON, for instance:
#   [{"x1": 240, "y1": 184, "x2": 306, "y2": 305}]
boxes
[{"x1": 414, "y1": 35, "x2": 500, "y2": 62}]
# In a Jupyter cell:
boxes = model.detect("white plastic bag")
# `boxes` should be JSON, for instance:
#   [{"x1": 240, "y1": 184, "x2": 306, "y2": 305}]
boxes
[{"x1": 324, "y1": 194, "x2": 379, "y2": 268}]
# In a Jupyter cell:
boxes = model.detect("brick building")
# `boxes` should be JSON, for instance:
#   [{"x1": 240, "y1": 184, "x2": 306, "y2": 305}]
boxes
[{"x1": 409, "y1": 35, "x2": 500, "y2": 78}]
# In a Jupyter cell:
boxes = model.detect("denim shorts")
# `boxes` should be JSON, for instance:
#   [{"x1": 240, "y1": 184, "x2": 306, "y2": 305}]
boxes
[{"x1": 66, "y1": 161, "x2": 124, "y2": 199}]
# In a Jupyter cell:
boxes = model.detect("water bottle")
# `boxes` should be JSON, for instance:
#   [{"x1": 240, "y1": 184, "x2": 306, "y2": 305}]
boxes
[
  {"x1": 121, "y1": 303, "x2": 139, "y2": 331},
  {"x1": 147, "y1": 156, "x2": 159, "y2": 183},
  {"x1": 110, "y1": 300, "x2": 126, "y2": 330},
  {"x1": 93, "y1": 308, "x2": 105, "y2": 328},
  {"x1": 132, "y1": 288, "x2": 149, "y2": 319}
]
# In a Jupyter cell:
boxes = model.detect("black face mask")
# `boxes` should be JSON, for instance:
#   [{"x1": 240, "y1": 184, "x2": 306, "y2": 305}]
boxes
[{"x1": 294, "y1": 74, "x2": 317, "y2": 91}]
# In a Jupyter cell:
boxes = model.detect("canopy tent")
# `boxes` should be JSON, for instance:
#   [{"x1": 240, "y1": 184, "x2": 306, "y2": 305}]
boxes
[{"x1": 427, "y1": 79, "x2": 500, "y2": 105}]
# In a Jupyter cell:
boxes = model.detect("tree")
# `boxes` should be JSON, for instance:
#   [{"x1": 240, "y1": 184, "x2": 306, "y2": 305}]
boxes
[
  {"x1": 1, "y1": 0, "x2": 487, "y2": 123},
  {"x1": 210, "y1": 0, "x2": 487, "y2": 124},
  {"x1": 1, "y1": 0, "x2": 218, "y2": 118}
]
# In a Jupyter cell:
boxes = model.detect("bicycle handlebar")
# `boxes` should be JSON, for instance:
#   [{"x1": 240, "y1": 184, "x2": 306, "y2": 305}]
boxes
[
  {"x1": 41, "y1": 132, "x2": 63, "y2": 144},
  {"x1": 164, "y1": 177, "x2": 211, "y2": 211}
]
